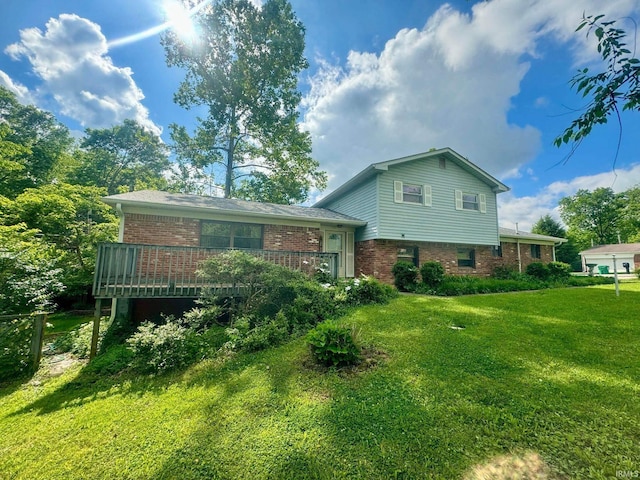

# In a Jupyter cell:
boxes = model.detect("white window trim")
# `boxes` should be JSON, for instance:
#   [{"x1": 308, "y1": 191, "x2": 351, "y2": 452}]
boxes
[
  {"x1": 455, "y1": 190, "x2": 487, "y2": 213},
  {"x1": 394, "y1": 181, "x2": 432, "y2": 206}
]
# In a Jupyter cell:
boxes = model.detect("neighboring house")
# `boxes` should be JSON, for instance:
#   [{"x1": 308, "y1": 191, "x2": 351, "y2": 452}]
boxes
[
  {"x1": 579, "y1": 243, "x2": 640, "y2": 274},
  {"x1": 93, "y1": 147, "x2": 565, "y2": 320}
]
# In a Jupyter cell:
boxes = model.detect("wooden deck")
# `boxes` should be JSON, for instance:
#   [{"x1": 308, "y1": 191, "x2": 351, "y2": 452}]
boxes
[{"x1": 92, "y1": 243, "x2": 338, "y2": 299}]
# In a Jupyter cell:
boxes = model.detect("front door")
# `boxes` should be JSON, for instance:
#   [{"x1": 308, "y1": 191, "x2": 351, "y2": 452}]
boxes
[{"x1": 326, "y1": 231, "x2": 345, "y2": 277}]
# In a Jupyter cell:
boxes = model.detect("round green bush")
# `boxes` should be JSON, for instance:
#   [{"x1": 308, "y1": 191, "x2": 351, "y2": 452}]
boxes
[
  {"x1": 526, "y1": 262, "x2": 549, "y2": 280},
  {"x1": 420, "y1": 261, "x2": 445, "y2": 287},
  {"x1": 306, "y1": 320, "x2": 360, "y2": 367},
  {"x1": 392, "y1": 261, "x2": 418, "y2": 292},
  {"x1": 547, "y1": 261, "x2": 571, "y2": 279}
]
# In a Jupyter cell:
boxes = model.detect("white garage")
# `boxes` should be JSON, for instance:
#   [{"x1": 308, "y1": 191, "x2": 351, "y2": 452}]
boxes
[{"x1": 579, "y1": 243, "x2": 640, "y2": 274}]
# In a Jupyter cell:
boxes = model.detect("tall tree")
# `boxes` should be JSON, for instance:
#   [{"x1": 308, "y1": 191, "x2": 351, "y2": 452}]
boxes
[
  {"x1": 72, "y1": 119, "x2": 170, "y2": 195},
  {"x1": 162, "y1": 0, "x2": 326, "y2": 203},
  {"x1": 0, "y1": 86, "x2": 73, "y2": 197},
  {"x1": 555, "y1": 14, "x2": 639, "y2": 154},
  {"x1": 558, "y1": 188, "x2": 626, "y2": 249},
  {"x1": 531, "y1": 214, "x2": 581, "y2": 269}
]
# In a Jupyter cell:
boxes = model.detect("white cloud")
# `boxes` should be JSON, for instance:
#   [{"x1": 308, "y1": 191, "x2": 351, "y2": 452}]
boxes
[
  {"x1": 0, "y1": 70, "x2": 34, "y2": 104},
  {"x1": 5, "y1": 14, "x2": 160, "y2": 135},
  {"x1": 498, "y1": 163, "x2": 640, "y2": 231},
  {"x1": 302, "y1": 0, "x2": 640, "y2": 193}
]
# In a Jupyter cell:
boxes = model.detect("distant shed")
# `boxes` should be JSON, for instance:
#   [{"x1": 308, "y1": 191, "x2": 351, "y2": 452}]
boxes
[{"x1": 579, "y1": 243, "x2": 640, "y2": 273}]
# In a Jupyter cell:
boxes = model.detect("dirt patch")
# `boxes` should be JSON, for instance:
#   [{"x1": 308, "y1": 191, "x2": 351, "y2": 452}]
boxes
[
  {"x1": 302, "y1": 345, "x2": 389, "y2": 375},
  {"x1": 463, "y1": 451, "x2": 565, "y2": 480},
  {"x1": 38, "y1": 352, "x2": 86, "y2": 379}
]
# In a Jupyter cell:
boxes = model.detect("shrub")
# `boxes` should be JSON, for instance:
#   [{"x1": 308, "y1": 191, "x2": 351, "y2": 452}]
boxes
[
  {"x1": 0, "y1": 316, "x2": 33, "y2": 381},
  {"x1": 635, "y1": 267, "x2": 640, "y2": 279},
  {"x1": 492, "y1": 265, "x2": 520, "y2": 280},
  {"x1": 127, "y1": 321, "x2": 203, "y2": 373},
  {"x1": 341, "y1": 275, "x2": 397, "y2": 306},
  {"x1": 547, "y1": 261, "x2": 571, "y2": 279},
  {"x1": 526, "y1": 262, "x2": 549, "y2": 280},
  {"x1": 306, "y1": 321, "x2": 360, "y2": 367},
  {"x1": 392, "y1": 261, "x2": 418, "y2": 292},
  {"x1": 52, "y1": 318, "x2": 108, "y2": 358},
  {"x1": 420, "y1": 261, "x2": 445, "y2": 287},
  {"x1": 313, "y1": 262, "x2": 334, "y2": 285}
]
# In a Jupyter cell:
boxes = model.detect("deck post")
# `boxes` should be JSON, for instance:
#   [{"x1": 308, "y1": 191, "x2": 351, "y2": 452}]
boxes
[{"x1": 90, "y1": 298, "x2": 102, "y2": 359}]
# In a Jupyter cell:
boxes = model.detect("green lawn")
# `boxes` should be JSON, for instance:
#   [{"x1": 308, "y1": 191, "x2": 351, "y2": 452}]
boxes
[
  {"x1": 45, "y1": 312, "x2": 94, "y2": 336},
  {"x1": 1, "y1": 283, "x2": 639, "y2": 479}
]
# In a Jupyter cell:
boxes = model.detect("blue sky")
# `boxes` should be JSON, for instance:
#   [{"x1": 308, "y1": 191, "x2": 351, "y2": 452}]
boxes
[{"x1": 1, "y1": 0, "x2": 639, "y2": 230}]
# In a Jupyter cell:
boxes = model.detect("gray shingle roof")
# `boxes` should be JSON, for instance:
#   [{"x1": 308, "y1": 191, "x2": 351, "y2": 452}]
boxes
[
  {"x1": 499, "y1": 227, "x2": 566, "y2": 243},
  {"x1": 579, "y1": 243, "x2": 640, "y2": 255},
  {"x1": 103, "y1": 190, "x2": 366, "y2": 225}
]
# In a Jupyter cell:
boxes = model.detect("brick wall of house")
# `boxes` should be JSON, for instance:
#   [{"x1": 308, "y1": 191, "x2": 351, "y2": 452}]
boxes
[
  {"x1": 124, "y1": 214, "x2": 201, "y2": 246},
  {"x1": 355, "y1": 239, "x2": 555, "y2": 284},
  {"x1": 123, "y1": 213, "x2": 322, "y2": 251},
  {"x1": 263, "y1": 225, "x2": 322, "y2": 252}
]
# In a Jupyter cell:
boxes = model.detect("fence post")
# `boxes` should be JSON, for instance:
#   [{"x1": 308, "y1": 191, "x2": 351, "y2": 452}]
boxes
[
  {"x1": 90, "y1": 298, "x2": 102, "y2": 359},
  {"x1": 30, "y1": 313, "x2": 46, "y2": 372}
]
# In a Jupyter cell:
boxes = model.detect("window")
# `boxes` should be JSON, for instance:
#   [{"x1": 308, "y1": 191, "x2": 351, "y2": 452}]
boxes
[
  {"x1": 397, "y1": 246, "x2": 419, "y2": 267},
  {"x1": 394, "y1": 181, "x2": 432, "y2": 206},
  {"x1": 455, "y1": 190, "x2": 487, "y2": 213},
  {"x1": 439, "y1": 158, "x2": 446, "y2": 169},
  {"x1": 492, "y1": 245, "x2": 503, "y2": 257},
  {"x1": 531, "y1": 244, "x2": 541, "y2": 259},
  {"x1": 201, "y1": 221, "x2": 263, "y2": 249},
  {"x1": 457, "y1": 248, "x2": 476, "y2": 268},
  {"x1": 463, "y1": 193, "x2": 479, "y2": 211}
]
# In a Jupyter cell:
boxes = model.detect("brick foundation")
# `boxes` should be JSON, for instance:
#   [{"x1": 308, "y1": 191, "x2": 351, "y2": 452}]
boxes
[{"x1": 355, "y1": 239, "x2": 555, "y2": 284}]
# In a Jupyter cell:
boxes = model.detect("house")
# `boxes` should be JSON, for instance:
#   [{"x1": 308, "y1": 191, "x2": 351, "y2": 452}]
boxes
[
  {"x1": 579, "y1": 243, "x2": 640, "y2": 274},
  {"x1": 93, "y1": 148, "x2": 565, "y2": 321}
]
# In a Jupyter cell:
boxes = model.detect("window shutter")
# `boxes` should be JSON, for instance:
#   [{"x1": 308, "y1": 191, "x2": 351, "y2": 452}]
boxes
[
  {"x1": 394, "y1": 181, "x2": 403, "y2": 203},
  {"x1": 423, "y1": 185, "x2": 432, "y2": 206},
  {"x1": 455, "y1": 190, "x2": 463, "y2": 210},
  {"x1": 345, "y1": 232, "x2": 354, "y2": 277},
  {"x1": 479, "y1": 194, "x2": 487, "y2": 213}
]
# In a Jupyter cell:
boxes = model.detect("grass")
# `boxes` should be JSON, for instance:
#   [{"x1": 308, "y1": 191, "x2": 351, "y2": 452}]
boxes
[
  {"x1": 45, "y1": 312, "x2": 94, "y2": 336},
  {"x1": 1, "y1": 283, "x2": 639, "y2": 479}
]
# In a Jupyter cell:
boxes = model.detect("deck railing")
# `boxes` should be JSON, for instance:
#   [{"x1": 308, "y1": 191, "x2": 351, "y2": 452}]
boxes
[{"x1": 92, "y1": 243, "x2": 338, "y2": 299}]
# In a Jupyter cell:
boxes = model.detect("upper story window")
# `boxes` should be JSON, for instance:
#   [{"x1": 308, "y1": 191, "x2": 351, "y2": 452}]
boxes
[
  {"x1": 531, "y1": 244, "x2": 541, "y2": 259},
  {"x1": 201, "y1": 221, "x2": 263, "y2": 249},
  {"x1": 455, "y1": 190, "x2": 487, "y2": 213},
  {"x1": 394, "y1": 181, "x2": 432, "y2": 206},
  {"x1": 403, "y1": 184, "x2": 423, "y2": 204}
]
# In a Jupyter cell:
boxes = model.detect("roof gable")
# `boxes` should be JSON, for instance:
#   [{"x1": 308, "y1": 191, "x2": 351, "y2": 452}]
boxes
[{"x1": 314, "y1": 148, "x2": 509, "y2": 208}]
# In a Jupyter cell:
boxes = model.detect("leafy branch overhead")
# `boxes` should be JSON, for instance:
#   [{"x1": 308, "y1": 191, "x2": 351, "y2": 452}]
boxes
[{"x1": 555, "y1": 14, "x2": 640, "y2": 149}]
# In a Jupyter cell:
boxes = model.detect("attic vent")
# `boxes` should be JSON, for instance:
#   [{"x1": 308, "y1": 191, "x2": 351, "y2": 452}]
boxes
[{"x1": 439, "y1": 158, "x2": 446, "y2": 169}]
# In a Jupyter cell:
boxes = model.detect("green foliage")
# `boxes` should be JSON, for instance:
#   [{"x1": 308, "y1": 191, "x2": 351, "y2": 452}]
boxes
[
  {"x1": 306, "y1": 320, "x2": 360, "y2": 367},
  {"x1": 0, "y1": 86, "x2": 74, "y2": 198},
  {"x1": 312, "y1": 262, "x2": 334, "y2": 285},
  {"x1": 162, "y1": 0, "x2": 326, "y2": 203},
  {"x1": 340, "y1": 275, "x2": 398, "y2": 306},
  {"x1": 52, "y1": 318, "x2": 108, "y2": 359},
  {"x1": 491, "y1": 265, "x2": 521, "y2": 280},
  {"x1": 547, "y1": 261, "x2": 572, "y2": 279},
  {"x1": 420, "y1": 261, "x2": 445, "y2": 288},
  {"x1": 72, "y1": 119, "x2": 170, "y2": 195},
  {"x1": 0, "y1": 225, "x2": 64, "y2": 314},
  {"x1": 0, "y1": 316, "x2": 34, "y2": 381},
  {"x1": 531, "y1": 215, "x2": 581, "y2": 269},
  {"x1": 559, "y1": 188, "x2": 627, "y2": 249},
  {"x1": 392, "y1": 261, "x2": 419, "y2": 292},
  {"x1": 555, "y1": 14, "x2": 640, "y2": 149},
  {"x1": 127, "y1": 320, "x2": 203, "y2": 373},
  {"x1": 525, "y1": 262, "x2": 550, "y2": 280}
]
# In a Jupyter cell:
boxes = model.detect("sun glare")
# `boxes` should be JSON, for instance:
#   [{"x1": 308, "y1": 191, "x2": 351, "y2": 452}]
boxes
[{"x1": 163, "y1": 0, "x2": 197, "y2": 41}]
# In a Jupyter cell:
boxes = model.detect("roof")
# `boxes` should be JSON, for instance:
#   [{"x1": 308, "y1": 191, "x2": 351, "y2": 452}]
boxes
[
  {"x1": 314, "y1": 147, "x2": 510, "y2": 208},
  {"x1": 579, "y1": 243, "x2": 640, "y2": 255},
  {"x1": 102, "y1": 190, "x2": 366, "y2": 226},
  {"x1": 499, "y1": 227, "x2": 566, "y2": 244}
]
